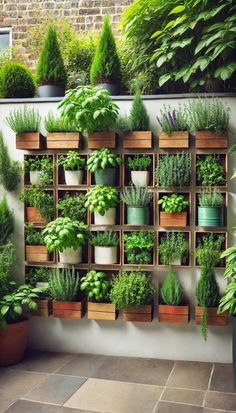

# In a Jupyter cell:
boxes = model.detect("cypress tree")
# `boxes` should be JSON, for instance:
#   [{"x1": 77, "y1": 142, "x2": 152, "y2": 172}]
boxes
[
  {"x1": 130, "y1": 92, "x2": 150, "y2": 131},
  {"x1": 160, "y1": 267, "x2": 183, "y2": 306}
]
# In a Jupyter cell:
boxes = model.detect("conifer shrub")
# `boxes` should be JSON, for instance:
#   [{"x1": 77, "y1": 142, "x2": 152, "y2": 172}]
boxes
[
  {"x1": 36, "y1": 25, "x2": 67, "y2": 87},
  {"x1": 0, "y1": 133, "x2": 21, "y2": 192},
  {"x1": 90, "y1": 16, "x2": 121, "y2": 85},
  {"x1": 160, "y1": 268, "x2": 183, "y2": 306},
  {"x1": 130, "y1": 93, "x2": 150, "y2": 131},
  {"x1": 0, "y1": 196, "x2": 14, "y2": 246},
  {"x1": 0, "y1": 62, "x2": 35, "y2": 98}
]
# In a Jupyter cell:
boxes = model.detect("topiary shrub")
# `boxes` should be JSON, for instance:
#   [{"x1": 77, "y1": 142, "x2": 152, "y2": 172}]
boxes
[
  {"x1": 160, "y1": 267, "x2": 183, "y2": 306},
  {"x1": 90, "y1": 16, "x2": 121, "y2": 85},
  {"x1": 130, "y1": 93, "x2": 150, "y2": 131},
  {"x1": 0, "y1": 62, "x2": 35, "y2": 98},
  {"x1": 35, "y1": 25, "x2": 67, "y2": 87}
]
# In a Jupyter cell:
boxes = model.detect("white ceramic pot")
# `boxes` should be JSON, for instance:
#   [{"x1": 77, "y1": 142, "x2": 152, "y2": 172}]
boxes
[
  {"x1": 131, "y1": 171, "x2": 149, "y2": 187},
  {"x1": 30, "y1": 171, "x2": 41, "y2": 185},
  {"x1": 94, "y1": 246, "x2": 117, "y2": 265},
  {"x1": 64, "y1": 170, "x2": 83, "y2": 185},
  {"x1": 94, "y1": 208, "x2": 116, "y2": 225},
  {"x1": 169, "y1": 258, "x2": 181, "y2": 266},
  {"x1": 59, "y1": 247, "x2": 82, "y2": 264}
]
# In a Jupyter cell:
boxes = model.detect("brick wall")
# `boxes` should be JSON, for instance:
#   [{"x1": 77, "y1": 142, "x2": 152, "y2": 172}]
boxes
[{"x1": 0, "y1": 0, "x2": 132, "y2": 65}]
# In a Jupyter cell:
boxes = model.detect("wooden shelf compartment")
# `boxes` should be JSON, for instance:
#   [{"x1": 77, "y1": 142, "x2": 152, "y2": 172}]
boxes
[
  {"x1": 122, "y1": 153, "x2": 155, "y2": 188},
  {"x1": 156, "y1": 152, "x2": 193, "y2": 189},
  {"x1": 56, "y1": 153, "x2": 88, "y2": 187},
  {"x1": 194, "y1": 230, "x2": 227, "y2": 268},
  {"x1": 157, "y1": 230, "x2": 191, "y2": 267},
  {"x1": 195, "y1": 152, "x2": 228, "y2": 188},
  {"x1": 194, "y1": 191, "x2": 228, "y2": 229},
  {"x1": 121, "y1": 229, "x2": 156, "y2": 267},
  {"x1": 157, "y1": 191, "x2": 191, "y2": 228}
]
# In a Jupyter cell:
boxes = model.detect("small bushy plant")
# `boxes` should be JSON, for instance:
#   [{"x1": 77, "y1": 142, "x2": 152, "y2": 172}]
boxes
[
  {"x1": 156, "y1": 153, "x2": 191, "y2": 187},
  {"x1": 199, "y1": 189, "x2": 224, "y2": 207},
  {"x1": 188, "y1": 99, "x2": 230, "y2": 133},
  {"x1": 24, "y1": 155, "x2": 53, "y2": 186},
  {"x1": 130, "y1": 93, "x2": 150, "y2": 131},
  {"x1": 26, "y1": 267, "x2": 53, "y2": 287},
  {"x1": 85, "y1": 186, "x2": 119, "y2": 216},
  {"x1": 160, "y1": 268, "x2": 184, "y2": 306},
  {"x1": 58, "y1": 152, "x2": 86, "y2": 171},
  {"x1": 115, "y1": 115, "x2": 132, "y2": 135},
  {"x1": 91, "y1": 231, "x2": 119, "y2": 247},
  {"x1": 87, "y1": 148, "x2": 122, "y2": 173},
  {"x1": 196, "y1": 155, "x2": 226, "y2": 187},
  {"x1": 49, "y1": 267, "x2": 79, "y2": 301},
  {"x1": 121, "y1": 186, "x2": 152, "y2": 207},
  {"x1": 0, "y1": 134, "x2": 21, "y2": 192},
  {"x1": 194, "y1": 233, "x2": 225, "y2": 268},
  {"x1": 158, "y1": 231, "x2": 189, "y2": 266},
  {"x1": 0, "y1": 243, "x2": 15, "y2": 298},
  {"x1": 0, "y1": 196, "x2": 14, "y2": 245},
  {"x1": 110, "y1": 270, "x2": 156, "y2": 309},
  {"x1": 80, "y1": 270, "x2": 110, "y2": 302},
  {"x1": 36, "y1": 25, "x2": 67, "y2": 87},
  {"x1": 57, "y1": 193, "x2": 87, "y2": 222},
  {"x1": 19, "y1": 186, "x2": 54, "y2": 221},
  {"x1": 25, "y1": 224, "x2": 45, "y2": 246},
  {"x1": 157, "y1": 104, "x2": 189, "y2": 134},
  {"x1": 0, "y1": 62, "x2": 35, "y2": 98},
  {"x1": 158, "y1": 194, "x2": 189, "y2": 213},
  {"x1": 123, "y1": 231, "x2": 155, "y2": 264},
  {"x1": 5, "y1": 106, "x2": 40, "y2": 133},
  {"x1": 44, "y1": 112, "x2": 78, "y2": 132},
  {"x1": 127, "y1": 155, "x2": 151, "y2": 171},
  {"x1": 90, "y1": 16, "x2": 121, "y2": 85}
]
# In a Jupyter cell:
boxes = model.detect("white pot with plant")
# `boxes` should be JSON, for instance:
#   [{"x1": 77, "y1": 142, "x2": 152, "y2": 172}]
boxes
[
  {"x1": 158, "y1": 231, "x2": 189, "y2": 266},
  {"x1": 91, "y1": 231, "x2": 119, "y2": 265},
  {"x1": 58, "y1": 151, "x2": 86, "y2": 186},
  {"x1": 43, "y1": 217, "x2": 89, "y2": 265},
  {"x1": 24, "y1": 155, "x2": 53, "y2": 186},
  {"x1": 128, "y1": 154, "x2": 151, "y2": 187},
  {"x1": 85, "y1": 186, "x2": 119, "y2": 226}
]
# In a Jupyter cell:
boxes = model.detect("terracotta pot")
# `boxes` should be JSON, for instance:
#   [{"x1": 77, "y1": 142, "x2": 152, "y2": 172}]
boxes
[
  {"x1": 159, "y1": 211, "x2": 187, "y2": 227},
  {"x1": 88, "y1": 302, "x2": 118, "y2": 321},
  {"x1": 26, "y1": 245, "x2": 49, "y2": 263},
  {"x1": 123, "y1": 131, "x2": 152, "y2": 149},
  {"x1": 123, "y1": 304, "x2": 153, "y2": 322},
  {"x1": 158, "y1": 305, "x2": 190, "y2": 324},
  {"x1": 16, "y1": 132, "x2": 42, "y2": 150},
  {"x1": 0, "y1": 319, "x2": 29, "y2": 366},
  {"x1": 52, "y1": 300, "x2": 86, "y2": 319},
  {"x1": 47, "y1": 132, "x2": 81, "y2": 149},
  {"x1": 26, "y1": 207, "x2": 47, "y2": 225},
  {"x1": 88, "y1": 131, "x2": 116, "y2": 149},
  {"x1": 195, "y1": 130, "x2": 228, "y2": 149},
  {"x1": 195, "y1": 306, "x2": 228, "y2": 326},
  {"x1": 159, "y1": 131, "x2": 189, "y2": 148}
]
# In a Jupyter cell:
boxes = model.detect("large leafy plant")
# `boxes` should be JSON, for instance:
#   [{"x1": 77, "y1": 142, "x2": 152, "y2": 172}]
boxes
[
  {"x1": 58, "y1": 85, "x2": 119, "y2": 133},
  {"x1": 85, "y1": 186, "x2": 119, "y2": 216},
  {"x1": 58, "y1": 152, "x2": 86, "y2": 171},
  {"x1": 80, "y1": 270, "x2": 111, "y2": 302},
  {"x1": 218, "y1": 246, "x2": 236, "y2": 315}
]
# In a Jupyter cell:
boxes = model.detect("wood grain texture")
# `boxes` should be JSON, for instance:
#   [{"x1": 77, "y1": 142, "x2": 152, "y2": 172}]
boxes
[
  {"x1": 158, "y1": 305, "x2": 190, "y2": 324},
  {"x1": 195, "y1": 306, "x2": 228, "y2": 326},
  {"x1": 47, "y1": 132, "x2": 81, "y2": 149},
  {"x1": 159, "y1": 131, "x2": 189, "y2": 149},
  {"x1": 88, "y1": 132, "x2": 116, "y2": 149},
  {"x1": 123, "y1": 131, "x2": 152, "y2": 149},
  {"x1": 159, "y1": 211, "x2": 188, "y2": 227},
  {"x1": 52, "y1": 300, "x2": 86, "y2": 319},
  {"x1": 16, "y1": 132, "x2": 42, "y2": 150},
  {"x1": 26, "y1": 207, "x2": 47, "y2": 225},
  {"x1": 123, "y1": 305, "x2": 153, "y2": 322},
  {"x1": 25, "y1": 245, "x2": 49, "y2": 263},
  {"x1": 195, "y1": 131, "x2": 228, "y2": 149},
  {"x1": 31, "y1": 299, "x2": 53, "y2": 317}
]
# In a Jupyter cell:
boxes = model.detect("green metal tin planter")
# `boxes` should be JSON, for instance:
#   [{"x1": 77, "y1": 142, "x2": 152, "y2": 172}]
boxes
[
  {"x1": 94, "y1": 168, "x2": 116, "y2": 186},
  {"x1": 127, "y1": 206, "x2": 149, "y2": 225},
  {"x1": 198, "y1": 207, "x2": 223, "y2": 227}
]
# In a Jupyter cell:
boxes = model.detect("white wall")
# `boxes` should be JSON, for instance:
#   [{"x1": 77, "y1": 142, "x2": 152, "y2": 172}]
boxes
[{"x1": 0, "y1": 96, "x2": 235, "y2": 363}]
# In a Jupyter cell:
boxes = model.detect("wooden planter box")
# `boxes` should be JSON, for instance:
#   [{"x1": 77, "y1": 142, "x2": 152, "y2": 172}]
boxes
[
  {"x1": 25, "y1": 245, "x2": 49, "y2": 263},
  {"x1": 123, "y1": 131, "x2": 152, "y2": 149},
  {"x1": 159, "y1": 131, "x2": 189, "y2": 148},
  {"x1": 16, "y1": 132, "x2": 42, "y2": 150},
  {"x1": 52, "y1": 300, "x2": 86, "y2": 319},
  {"x1": 88, "y1": 302, "x2": 117, "y2": 321},
  {"x1": 88, "y1": 131, "x2": 116, "y2": 149},
  {"x1": 195, "y1": 306, "x2": 228, "y2": 326},
  {"x1": 47, "y1": 132, "x2": 81, "y2": 149},
  {"x1": 32, "y1": 299, "x2": 52, "y2": 317},
  {"x1": 159, "y1": 211, "x2": 187, "y2": 227},
  {"x1": 123, "y1": 304, "x2": 153, "y2": 322},
  {"x1": 26, "y1": 207, "x2": 47, "y2": 225},
  {"x1": 195, "y1": 131, "x2": 228, "y2": 149},
  {"x1": 158, "y1": 305, "x2": 190, "y2": 324}
]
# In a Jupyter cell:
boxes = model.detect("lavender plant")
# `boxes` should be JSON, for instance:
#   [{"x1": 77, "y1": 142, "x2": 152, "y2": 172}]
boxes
[{"x1": 157, "y1": 105, "x2": 189, "y2": 134}]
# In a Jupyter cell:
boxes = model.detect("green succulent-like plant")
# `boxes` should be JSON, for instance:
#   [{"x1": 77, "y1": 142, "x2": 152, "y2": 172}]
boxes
[
  {"x1": 85, "y1": 185, "x2": 119, "y2": 216},
  {"x1": 87, "y1": 148, "x2": 122, "y2": 173},
  {"x1": 160, "y1": 267, "x2": 184, "y2": 306},
  {"x1": 49, "y1": 267, "x2": 79, "y2": 301},
  {"x1": 90, "y1": 231, "x2": 119, "y2": 247},
  {"x1": 123, "y1": 231, "x2": 155, "y2": 264},
  {"x1": 58, "y1": 151, "x2": 86, "y2": 171},
  {"x1": 19, "y1": 185, "x2": 54, "y2": 221},
  {"x1": 127, "y1": 155, "x2": 152, "y2": 171},
  {"x1": 80, "y1": 270, "x2": 111, "y2": 302},
  {"x1": 0, "y1": 62, "x2": 35, "y2": 98},
  {"x1": 121, "y1": 186, "x2": 152, "y2": 207},
  {"x1": 158, "y1": 193, "x2": 189, "y2": 213}
]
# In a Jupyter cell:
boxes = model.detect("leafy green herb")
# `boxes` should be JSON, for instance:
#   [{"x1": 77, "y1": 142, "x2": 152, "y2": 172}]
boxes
[
  {"x1": 127, "y1": 155, "x2": 151, "y2": 171},
  {"x1": 121, "y1": 186, "x2": 152, "y2": 207},
  {"x1": 87, "y1": 148, "x2": 122, "y2": 173},
  {"x1": 158, "y1": 193, "x2": 189, "y2": 213},
  {"x1": 198, "y1": 189, "x2": 224, "y2": 207},
  {"x1": 196, "y1": 155, "x2": 225, "y2": 187},
  {"x1": 123, "y1": 231, "x2": 155, "y2": 264},
  {"x1": 90, "y1": 231, "x2": 119, "y2": 247},
  {"x1": 45, "y1": 112, "x2": 79, "y2": 132},
  {"x1": 81, "y1": 270, "x2": 111, "y2": 302},
  {"x1": 5, "y1": 106, "x2": 40, "y2": 133},
  {"x1": 158, "y1": 231, "x2": 189, "y2": 265},
  {"x1": 19, "y1": 186, "x2": 54, "y2": 221},
  {"x1": 58, "y1": 151, "x2": 86, "y2": 171},
  {"x1": 85, "y1": 186, "x2": 119, "y2": 216},
  {"x1": 156, "y1": 153, "x2": 191, "y2": 187},
  {"x1": 57, "y1": 193, "x2": 87, "y2": 222}
]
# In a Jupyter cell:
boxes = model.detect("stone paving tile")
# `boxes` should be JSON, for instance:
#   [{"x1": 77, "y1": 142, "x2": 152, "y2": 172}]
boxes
[
  {"x1": 203, "y1": 409, "x2": 233, "y2": 413},
  {"x1": 167, "y1": 361, "x2": 213, "y2": 390},
  {"x1": 64, "y1": 378, "x2": 163, "y2": 413},
  {"x1": 57, "y1": 353, "x2": 109, "y2": 377},
  {"x1": 161, "y1": 387, "x2": 204, "y2": 406},
  {"x1": 210, "y1": 364, "x2": 236, "y2": 394},
  {"x1": 3, "y1": 400, "x2": 59, "y2": 413},
  {"x1": 22, "y1": 374, "x2": 86, "y2": 405},
  {"x1": 56, "y1": 408, "x2": 100, "y2": 413},
  {"x1": 204, "y1": 391, "x2": 236, "y2": 412},
  {"x1": 155, "y1": 401, "x2": 204, "y2": 413},
  {"x1": 12, "y1": 351, "x2": 76, "y2": 373}
]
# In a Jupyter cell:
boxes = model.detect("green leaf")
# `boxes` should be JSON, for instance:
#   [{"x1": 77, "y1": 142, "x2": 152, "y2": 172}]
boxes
[
  {"x1": 169, "y1": 5, "x2": 185, "y2": 15},
  {"x1": 158, "y1": 73, "x2": 172, "y2": 87},
  {"x1": 150, "y1": 30, "x2": 163, "y2": 39},
  {"x1": 1, "y1": 305, "x2": 9, "y2": 315}
]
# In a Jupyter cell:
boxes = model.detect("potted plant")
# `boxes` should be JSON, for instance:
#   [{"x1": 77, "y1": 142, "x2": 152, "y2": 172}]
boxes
[
  {"x1": 158, "y1": 193, "x2": 189, "y2": 227},
  {"x1": 0, "y1": 61, "x2": 35, "y2": 99},
  {"x1": 57, "y1": 151, "x2": 86, "y2": 185},
  {"x1": 196, "y1": 154, "x2": 226, "y2": 187},
  {"x1": 156, "y1": 153, "x2": 191, "y2": 188},
  {"x1": 50, "y1": 267, "x2": 86, "y2": 319},
  {"x1": 81, "y1": 270, "x2": 117, "y2": 320},
  {"x1": 26, "y1": 267, "x2": 53, "y2": 317},
  {"x1": 121, "y1": 93, "x2": 152, "y2": 149},
  {"x1": 0, "y1": 284, "x2": 39, "y2": 366},
  {"x1": 57, "y1": 193, "x2": 87, "y2": 223},
  {"x1": 58, "y1": 85, "x2": 119, "y2": 149},
  {"x1": 188, "y1": 98, "x2": 230, "y2": 148},
  {"x1": 123, "y1": 230, "x2": 155, "y2": 265},
  {"x1": 44, "y1": 112, "x2": 81, "y2": 149},
  {"x1": 121, "y1": 186, "x2": 153, "y2": 225},
  {"x1": 198, "y1": 189, "x2": 224, "y2": 227},
  {"x1": 85, "y1": 186, "x2": 119, "y2": 225},
  {"x1": 43, "y1": 217, "x2": 89, "y2": 264},
  {"x1": 19, "y1": 185, "x2": 54, "y2": 225},
  {"x1": 127, "y1": 155, "x2": 152, "y2": 187},
  {"x1": 110, "y1": 270, "x2": 156, "y2": 322},
  {"x1": 36, "y1": 25, "x2": 67, "y2": 97},
  {"x1": 91, "y1": 231, "x2": 119, "y2": 265},
  {"x1": 0, "y1": 134, "x2": 21, "y2": 192},
  {"x1": 90, "y1": 16, "x2": 121, "y2": 95},
  {"x1": 24, "y1": 155, "x2": 53, "y2": 186},
  {"x1": 157, "y1": 104, "x2": 189, "y2": 148},
  {"x1": 158, "y1": 267, "x2": 189, "y2": 324},
  {"x1": 5, "y1": 106, "x2": 42, "y2": 150},
  {"x1": 158, "y1": 231, "x2": 189, "y2": 266},
  {"x1": 195, "y1": 233, "x2": 225, "y2": 268},
  {"x1": 25, "y1": 224, "x2": 51, "y2": 263},
  {"x1": 87, "y1": 148, "x2": 122, "y2": 186}
]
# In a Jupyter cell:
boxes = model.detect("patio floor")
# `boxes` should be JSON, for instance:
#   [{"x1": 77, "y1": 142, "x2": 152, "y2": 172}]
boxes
[{"x1": 0, "y1": 352, "x2": 235, "y2": 413}]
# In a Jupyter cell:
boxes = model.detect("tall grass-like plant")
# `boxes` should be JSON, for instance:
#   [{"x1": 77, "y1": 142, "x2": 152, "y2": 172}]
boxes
[
  {"x1": 90, "y1": 16, "x2": 121, "y2": 86},
  {"x1": 0, "y1": 134, "x2": 21, "y2": 192},
  {"x1": 0, "y1": 197, "x2": 14, "y2": 246},
  {"x1": 0, "y1": 62, "x2": 35, "y2": 98},
  {"x1": 160, "y1": 268, "x2": 184, "y2": 306},
  {"x1": 157, "y1": 104, "x2": 189, "y2": 133},
  {"x1": 36, "y1": 25, "x2": 67, "y2": 87},
  {"x1": 156, "y1": 153, "x2": 191, "y2": 187},
  {"x1": 44, "y1": 112, "x2": 78, "y2": 132},
  {"x1": 91, "y1": 231, "x2": 119, "y2": 247},
  {"x1": 50, "y1": 267, "x2": 79, "y2": 301},
  {"x1": 188, "y1": 99, "x2": 230, "y2": 133},
  {"x1": 5, "y1": 106, "x2": 40, "y2": 133},
  {"x1": 130, "y1": 93, "x2": 150, "y2": 131},
  {"x1": 199, "y1": 189, "x2": 224, "y2": 207},
  {"x1": 121, "y1": 186, "x2": 152, "y2": 207}
]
